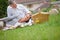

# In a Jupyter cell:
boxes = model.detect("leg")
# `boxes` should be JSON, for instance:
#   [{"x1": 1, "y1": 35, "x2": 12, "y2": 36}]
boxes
[
  {"x1": 2, "y1": 24, "x2": 12, "y2": 31},
  {"x1": 24, "y1": 19, "x2": 33, "y2": 26},
  {"x1": 13, "y1": 22, "x2": 22, "y2": 28},
  {"x1": 27, "y1": 19, "x2": 33, "y2": 26},
  {"x1": 13, "y1": 22, "x2": 26, "y2": 28},
  {"x1": 3, "y1": 22, "x2": 22, "y2": 30}
]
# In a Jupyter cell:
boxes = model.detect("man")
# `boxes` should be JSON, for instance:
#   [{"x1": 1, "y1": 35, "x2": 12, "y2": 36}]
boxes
[{"x1": 3, "y1": 0, "x2": 33, "y2": 30}]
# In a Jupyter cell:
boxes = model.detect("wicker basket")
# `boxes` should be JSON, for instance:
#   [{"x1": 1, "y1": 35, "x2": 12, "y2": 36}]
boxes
[{"x1": 32, "y1": 12, "x2": 49, "y2": 24}]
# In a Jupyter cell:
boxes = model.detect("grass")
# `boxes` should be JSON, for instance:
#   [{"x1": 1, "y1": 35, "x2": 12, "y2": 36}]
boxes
[{"x1": 0, "y1": 14, "x2": 60, "y2": 40}]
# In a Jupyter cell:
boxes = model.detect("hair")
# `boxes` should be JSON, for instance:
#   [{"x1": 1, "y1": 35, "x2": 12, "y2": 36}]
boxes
[{"x1": 8, "y1": 0, "x2": 15, "y2": 5}]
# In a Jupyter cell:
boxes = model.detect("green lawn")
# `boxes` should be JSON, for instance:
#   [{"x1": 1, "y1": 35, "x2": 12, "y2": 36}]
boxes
[{"x1": 0, "y1": 14, "x2": 60, "y2": 40}]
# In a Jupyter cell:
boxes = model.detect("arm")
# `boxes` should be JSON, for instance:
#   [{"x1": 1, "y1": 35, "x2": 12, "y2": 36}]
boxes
[
  {"x1": 21, "y1": 4, "x2": 32, "y2": 19},
  {"x1": 2, "y1": 7, "x2": 19, "y2": 22},
  {"x1": 18, "y1": 4, "x2": 31, "y2": 23},
  {"x1": 18, "y1": 13, "x2": 31, "y2": 23},
  {"x1": 7, "y1": 7, "x2": 18, "y2": 19}
]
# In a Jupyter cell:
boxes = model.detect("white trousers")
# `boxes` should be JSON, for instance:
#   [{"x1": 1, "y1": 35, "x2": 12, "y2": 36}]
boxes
[
  {"x1": 3, "y1": 19, "x2": 33, "y2": 30},
  {"x1": 13, "y1": 19, "x2": 33, "y2": 28}
]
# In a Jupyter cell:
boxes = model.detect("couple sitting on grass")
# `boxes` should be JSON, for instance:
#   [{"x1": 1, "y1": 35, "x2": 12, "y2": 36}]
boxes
[{"x1": 3, "y1": 0, "x2": 33, "y2": 30}]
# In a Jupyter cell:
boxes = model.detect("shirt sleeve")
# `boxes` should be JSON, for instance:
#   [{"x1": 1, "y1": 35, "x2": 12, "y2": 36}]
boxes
[
  {"x1": 7, "y1": 7, "x2": 18, "y2": 19},
  {"x1": 20, "y1": 4, "x2": 31, "y2": 13},
  {"x1": 7, "y1": 7, "x2": 12, "y2": 17}
]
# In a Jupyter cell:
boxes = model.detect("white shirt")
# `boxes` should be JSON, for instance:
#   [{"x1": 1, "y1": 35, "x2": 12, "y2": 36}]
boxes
[
  {"x1": 7, "y1": 4, "x2": 30, "y2": 25},
  {"x1": 7, "y1": 4, "x2": 30, "y2": 19}
]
